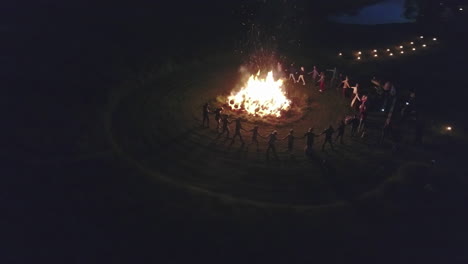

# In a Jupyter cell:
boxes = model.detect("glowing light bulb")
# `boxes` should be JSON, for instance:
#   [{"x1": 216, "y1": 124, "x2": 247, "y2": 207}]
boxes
[
  {"x1": 358, "y1": 51, "x2": 362, "y2": 55},
  {"x1": 420, "y1": 36, "x2": 424, "y2": 39},
  {"x1": 410, "y1": 42, "x2": 414, "y2": 45},
  {"x1": 374, "y1": 54, "x2": 378, "y2": 57},
  {"x1": 422, "y1": 44, "x2": 427, "y2": 47},
  {"x1": 357, "y1": 56, "x2": 361, "y2": 60},
  {"x1": 390, "y1": 53, "x2": 394, "y2": 56},
  {"x1": 373, "y1": 49, "x2": 377, "y2": 52},
  {"x1": 339, "y1": 53, "x2": 342, "y2": 56},
  {"x1": 447, "y1": 126, "x2": 452, "y2": 131},
  {"x1": 412, "y1": 47, "x2": 416, "y2": 50},
  {"x1": 460, "y1": 7, "x2": 463, "y2": 11},
  {"x1": 400, "y1": 45, "x2": 403, "y2": 48},
  {"x1": 386, "y1": 49, "x2": 390, "y2": 52},
  {"x1": 401, "y1": 51, "x2": 404, "y2": 54},
  {"x1": 433, "y1": 38, "x2": 437, "y2": 41}
]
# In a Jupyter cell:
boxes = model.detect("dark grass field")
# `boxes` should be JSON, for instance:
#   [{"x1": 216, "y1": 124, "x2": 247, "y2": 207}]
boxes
[{"x1": 4, "y1": 1, "x2": 468, "y2": 263}]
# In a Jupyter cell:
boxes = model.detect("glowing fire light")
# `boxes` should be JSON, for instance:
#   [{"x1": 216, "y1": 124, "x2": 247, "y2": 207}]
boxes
[{"x1": 228, "y1": 71, "x2": 291, "y2": 117}]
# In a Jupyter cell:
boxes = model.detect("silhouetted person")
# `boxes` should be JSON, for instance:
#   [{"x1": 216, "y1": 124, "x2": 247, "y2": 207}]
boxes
[
  {"x1": 247, "y1": 125, "x2": 263, "y2": 151},
  {"x1": 350, "y1": 115, "x2": 359, "y2": 137},
  {"x1": 202, "y1": 103, "x2": 210, "y2": 127},
  {"x1": 266, "y1": 130, "x2": 279, "y2": 160},
  {"x1": 335, "y1": 120, "x2": 345, "y2": 144},
  {"x1": 282, "y1": 129, "x2": 297, "y2": 154},
  {"x1": 219, "y1": 115, "x2": 231, "y2": 138},
  {"x1": 288, "y1": 63, "x2": 297, "y2": 83},
  {"x1": 380, "y1": 120, "x2": 393, "y2": 145},
  {"x1": 303, "y1": 127, "x2": 320, "y2": 155},
  {"x1": 321, "y1": 125, "x2": 335, "y2": 151},
  {"x1": 213, "y1": 107, "x2": 223, "y2": 132},
  {"x1": 231, "y1": 118, "x2": 245, "y2": 144}
]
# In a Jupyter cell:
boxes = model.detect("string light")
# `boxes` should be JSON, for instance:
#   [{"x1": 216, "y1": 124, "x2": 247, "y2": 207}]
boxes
[
  {"x1": 410, "y1": 42, "x2": 414, "y2": 45},
  {"x1": 373, "y1": 49, "x2": 377, "y2": 52},
  {"x1": 399, "y1": 45, "x2": 404, "y2": 48},
  {"x1": 386, "y1": 49, "x2": 390, "y2": 52},
  {"x1": 390, "y1": 53, "x2": 394, "y2": 56},
  {"x1": 446, "y1": 126, "x2": 452, "y2": 131},
  {"x1": 433, "y1": 38, "x2": 437, "y2": 41},
  {"x1": 460, "y1": 7, "x2": 463, "y2": 11},
  {"x1": 374, "y1": 54, "x2": 378, "y2": 57},
  {"x1": 401, "y1": 51, "x2": 404, "y2": 54},
  {"x1": 412, "y1": 47, "x2": 416, "y2": 51},
  {"x1": 420, "y1": 36, "x2": 424, "y2": 39},
  {"x1": 358, "y1": 51, "x2": 362, "y2": 55},
  {"x1": 339, "y1": 53, "x2": 342, "y2": 56},
  {"x1": 422, "y1": 44, "x2": 427, "y2": 47},
  {"x1": 357, "y1": 56, "x2": 361, "y2": 60}
]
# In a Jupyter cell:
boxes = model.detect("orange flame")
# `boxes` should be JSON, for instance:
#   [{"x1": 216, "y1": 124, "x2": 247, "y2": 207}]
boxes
[{"x1": 228, "y1": 71, "x2": 291, "y2": 117}]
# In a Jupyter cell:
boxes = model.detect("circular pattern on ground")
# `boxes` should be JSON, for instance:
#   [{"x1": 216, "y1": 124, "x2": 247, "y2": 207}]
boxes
[{"x1": 110, "y1": 60, "x2": 399, "y2": 206}]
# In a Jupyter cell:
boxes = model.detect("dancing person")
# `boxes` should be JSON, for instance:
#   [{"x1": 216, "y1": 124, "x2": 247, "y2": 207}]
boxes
[
  {"x1": 358, "y1": 96, "x2": 368, "y2": 135},
  {"x1": 321, "y1": 125, "x2": 335, "y2": 151},
  {"x1": 317, "y1": 72, "x2": 326, "y2": 92},
  {"x1": 297, "y1": 67, "x2": 306, "y2": 85},
  {"x1": 231, "y1": 118, "x2": 245, "y2": 144},
  {"x1": 350, "y1": 83, "x2": 361, "y2": 107},
  {"x1": 340, "y1": 76, "x2": 351, "y2": 97},
  {"x1": 335, "y1": 120, "x2": 346, "y2": 144},
  {"x1": 308, "y1": 66, "x2": 319, "y2": 82},
  {"x1": 266, "y1": 130, "x2": 279, "y2": 160},
  {"x1": 202, "y1": 102, "x2": 210, "y2": 128}
]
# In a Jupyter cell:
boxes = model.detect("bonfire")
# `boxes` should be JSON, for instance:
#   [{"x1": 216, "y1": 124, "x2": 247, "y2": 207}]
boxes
[{"x1": 228, "y1": 71, "x2": 291, "y2": 117}]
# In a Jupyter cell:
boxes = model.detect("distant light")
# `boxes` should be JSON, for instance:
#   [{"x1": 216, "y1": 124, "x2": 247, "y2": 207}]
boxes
[
  {"x1": 374, "y1": 54, "x2": 378, "y2": 57},
  {"x1": 410, "y1": 42, "x2": 414, "y2": 45},
  {"x1": 420, "y1": 36, "x2": 424, "y2": 39},
  {"x1": 399, "y1": 45, "x2": 403, "y2": 48},
  {"x1": 358, "y1": 51, "x2": 362, "y2": 55},
  {"x1": 381, "y1": 108, "x2": 385, "y2": 112},
  {"x1": 401, "y1": 51, "x2": 404, "y2": 54},
  {"x1": 373, "y1": 49, "x2": 377, "y2": 52},
  {"x1": 460, "y1": 7, "x2": 463, "y2": 11},
  {"x1": 406, "y1": 102, "x2": 410, "y2": 105},
  {"x1": 446, "y1": 126, "x2": 452, "y2": 131},
  {"x1": 422, "y1": 44, "x2": 427, "y2": 47},
  {"x1": 386, "y1": 49, "x2": 390, "y2": 52},
  {"x1": 390, "y1": 53, "x2": 394, "y2": 56},
  {"x1": 357, "y1": 56, "x2": 361, "y2": 60},
  {"x1": 339, "y1": 53, "x2": 342, "y2": 56},
  {"x1": 433, "y1": 38, "x2": 437, "y2": 41},
  {"x1": 412, "y1": 47, "x2": 416, "y2": 51}
]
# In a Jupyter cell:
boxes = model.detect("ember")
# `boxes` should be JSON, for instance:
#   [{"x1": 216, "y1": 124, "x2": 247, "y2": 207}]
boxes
[{"x1": 228, "y1": 71, "x2": 291, "y2": 117}]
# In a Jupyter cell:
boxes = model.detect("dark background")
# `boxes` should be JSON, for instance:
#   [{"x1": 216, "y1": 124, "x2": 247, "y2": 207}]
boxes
[{"x1": 4, "y1": 0, "x2": 468, "y2": 263}]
